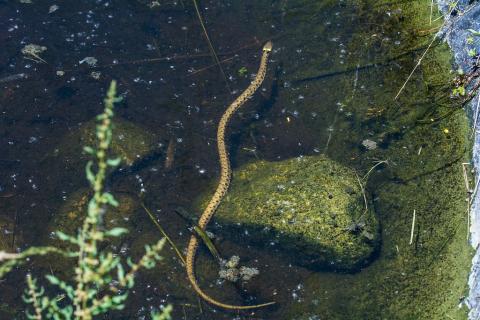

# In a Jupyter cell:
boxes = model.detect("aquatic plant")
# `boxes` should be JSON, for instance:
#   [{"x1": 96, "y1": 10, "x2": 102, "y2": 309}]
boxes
[{"x1": 0, "y1": 81, "x2": 171, "y2": 320}]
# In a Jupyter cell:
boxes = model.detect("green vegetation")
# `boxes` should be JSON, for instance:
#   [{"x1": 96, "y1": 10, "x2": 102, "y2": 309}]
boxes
[
  {"x1": 0, "y1": 81, "x2": 171, "y2": 320},
  {"x1": 237, "y1": 66, "x2": 248, "y2": 77}
]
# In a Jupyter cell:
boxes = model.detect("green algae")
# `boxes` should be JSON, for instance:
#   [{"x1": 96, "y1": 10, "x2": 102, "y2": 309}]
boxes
[
  {"x1": 183, "y1": 0, "x2": 474, "y2": 318},
  {"x1": 3, "y1": 0, "x2": 469, "y2": 318},
  {"x1": 195, "y1": 155, "x2": 379, "y2": 271},
  {"x1": 59, "y1": 118, "x2": 159, "y2": 167},
  {"x1": 46, "y1": 188, "x2": 140, "y2": 245},
  {"x1": 265, "y1": 0, "x2": 473, "y2": 319}
]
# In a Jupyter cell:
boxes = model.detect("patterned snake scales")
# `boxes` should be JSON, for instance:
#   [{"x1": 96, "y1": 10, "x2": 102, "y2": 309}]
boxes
[{"x1": 185, "y1": 41, "x2": 275, "y2": 310}]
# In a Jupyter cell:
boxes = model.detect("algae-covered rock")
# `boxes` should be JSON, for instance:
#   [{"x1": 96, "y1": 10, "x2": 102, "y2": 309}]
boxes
[
  {"x1": 196, "y1": 155, "x2": 379, "y2": 271},
  {"x1": 54, "y1": 117, "x2": 159, "y2": 168},
  {"x1": 38, "y1": 189, "x2": 140, "y2": 279},
  {"x1": 46, "y1": 188, "x2": 138, "y2": 248},
  {"x1": 282, "y1": 164, "x2": 472, "y2": 320}
]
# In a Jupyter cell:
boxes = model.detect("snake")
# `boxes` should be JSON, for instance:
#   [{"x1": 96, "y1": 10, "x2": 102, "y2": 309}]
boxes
[{"x1": 185, "y1": 41, "x2": 275, "y2": 310}]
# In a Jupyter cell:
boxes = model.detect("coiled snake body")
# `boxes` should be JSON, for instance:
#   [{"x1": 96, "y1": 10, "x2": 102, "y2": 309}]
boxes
[{"x1": 185, "y1": 41, "x2": 274, "y2": 310}]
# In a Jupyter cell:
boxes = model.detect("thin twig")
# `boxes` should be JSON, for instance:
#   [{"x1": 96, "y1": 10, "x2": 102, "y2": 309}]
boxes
[
  {"x1": 462, "y1": 162, "x2": 472, "y2": 193},
  {"x1": 472, "y1": 94, "x2": 480, "y2": 138},
  {"x1": 354, "y1": 172, "x2": 368, "y2": 218},
  {"x1": 362, "y1": 160, "x2": 389, "y2": 182},
  {"x1": 140, "y1": 201, "x2": 186, "y2": 265},
  {"x1": 192, "y1": 0, "x2": 231, "y2": 93},
  {"x1": 409, "y1": 209, "x2": 416, "y2": 245},
  {"x1": 472, "y1": 175, "x2": 480, "y2": 203},
  {"x1": 164, "y1": 138, "x2": 176, "y2": 171},
  {"x1": 462, "y1": 162, "x2": 473, "y2": 242},
  {"x1": 187, "y1": 55, "x2": 236, "y2": 77},
  {"x1": 394, "y1": 36, "x2": 438, "y2": 100},
  {"x1": 395, "y1": 1, "x2": 459, "y2": 100}
]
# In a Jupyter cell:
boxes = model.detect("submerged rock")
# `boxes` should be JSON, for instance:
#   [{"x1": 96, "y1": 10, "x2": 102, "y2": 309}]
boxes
[
  {"x1": 45, "y1": 188, "x2": 139, "y2": 249},
  {"x1": 196, "y1": 155, "x2": 379, "y2": 271},
  {"x1": 54, "y1": 117, "x2": 159, "y2": 168},
  {"x1": 41, "y1": 117, "x2": 160, "y2": 194}
]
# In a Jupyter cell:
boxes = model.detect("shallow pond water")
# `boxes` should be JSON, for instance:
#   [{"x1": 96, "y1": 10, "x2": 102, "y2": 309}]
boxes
[{"x1": 0, "y1": 0, "x2": 473, "y2": 319}]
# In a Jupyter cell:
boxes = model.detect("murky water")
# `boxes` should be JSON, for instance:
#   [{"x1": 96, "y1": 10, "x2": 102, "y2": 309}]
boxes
[{"x1": 0, "y1": 1, "x2": 472, "y2": 319}]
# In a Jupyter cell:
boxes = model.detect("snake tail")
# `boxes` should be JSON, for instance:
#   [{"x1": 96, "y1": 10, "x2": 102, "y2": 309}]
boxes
[{"x1": 185, "y1": 41, "x2": 274, "y2": 310}]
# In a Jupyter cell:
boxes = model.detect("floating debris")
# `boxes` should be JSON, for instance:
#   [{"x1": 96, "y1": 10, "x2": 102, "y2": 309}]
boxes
[
  {"x1": 48, "y1": 5, "x2": 59, "y2": 14},
  {"x1": 218, "y1": 255, "x2": 260, "y2": 283},
  {"x1": 238, "y1": 266, "x2": 260, "y2": 281},
  {"x1": 164, "y1": 138, "x2": 176, "y2": 171},
  {"x1": 79, "y1": 56, "x2": 98, "y2": 67},
  {"x1": 90, "y1": 71, "x2": 101, "y2": 80},
  {"x1": 56, "y1": 70, "x2": 65, "y2": 77},
  {"x1": 361, "y1": 139, "x2": 377, "y2": 150},
  {"x1": 0, "y1": 73, "x2": 28, "y2": 83},
  {"x1": 21, "y1": 44, "x2": 47, "y2": 63},
  {"x1": 148, "y1": 1, "x2": 160, "y2": 8}
]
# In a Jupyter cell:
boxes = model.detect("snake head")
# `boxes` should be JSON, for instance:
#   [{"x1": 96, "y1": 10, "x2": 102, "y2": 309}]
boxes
[{"x1": 263, "y1": 41, "x2": 273, "y2": 52}]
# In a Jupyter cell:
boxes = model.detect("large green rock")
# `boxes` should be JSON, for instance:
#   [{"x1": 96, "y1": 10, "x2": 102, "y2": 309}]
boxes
[{"x1": 196, "y1": 155, "x2": 379, "y2": 271}]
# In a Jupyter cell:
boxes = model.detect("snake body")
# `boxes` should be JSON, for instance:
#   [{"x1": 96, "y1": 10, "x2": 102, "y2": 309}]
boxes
[{"x1": 185, "y1": 41, "x2": 274, "y2": 310}]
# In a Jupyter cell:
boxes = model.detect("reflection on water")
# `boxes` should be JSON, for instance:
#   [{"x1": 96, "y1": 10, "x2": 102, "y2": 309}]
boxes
[{"x1": 0, "y1": 0, "x2": 471, "y2": 319}]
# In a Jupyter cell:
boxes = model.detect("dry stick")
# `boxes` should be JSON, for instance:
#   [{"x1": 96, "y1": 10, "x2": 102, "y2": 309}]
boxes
[
  {"x1": 462, "y1": 162, "x2": 472, "y2": 192},
  {"x1": 394, "y1": 35, "x2": 438, "y2": 100},
  {"x1": 362, "y1": 160, "x2": 388, "y2": 183},
  {"x1": 467, "y1": 202, "x2": 471, "y2": 243},
  {"x1": 471, "y1": 176, "x2": 480, "y2": 242},
  {"x1": 472, "y1": 94, "x2": 480, "y2": 138},
  {"x1": 61, "y1": 38, "x2": 267, "y2": 73},
  {"x1": 417, "y1": 26, "x2": 441, "y2": 36},
  {"x1": 462, "y1": 162, "x2": 473, "y2": 242},
  {"x1": 472, "y1": 175, "x2": 480, "y2": 204},
  {"x1": 409, "y1": 209, "x2": 416, "y2": 245},
  {"x1": 187, "y1": 55, "x2": 236, "y2": 76},
  {"x1": 395, "y1": 1, "x2": 459, "y2": 100},
  {"x1": 164, "y1": 138, "x2": 176, "y2": 171},
  {"x1": 354, "y1": 172, "x2": 368, "y2": 218},
  {"x1": 192, "y1": 0, "x2": 231, "y2": 93}
]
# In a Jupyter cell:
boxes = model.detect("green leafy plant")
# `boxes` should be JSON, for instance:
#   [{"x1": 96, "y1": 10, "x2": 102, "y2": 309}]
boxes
[
  {"x1": 238, "y1": 66, "x2": 248, "y2": 77},
  {"x1": 452, "y1": 85, "x2": 466, "y2": 96},
  {"x1": 0, "y1": 81, "x2": 171, "y2": 320}
]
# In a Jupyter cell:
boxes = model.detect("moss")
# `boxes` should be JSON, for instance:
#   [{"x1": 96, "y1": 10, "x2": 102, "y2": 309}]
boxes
[
  {"x1": 264, "y1": 0, "x2": 473, "y2": 319},
  {"x1": 284, "y1": 163, "x2": 472, "y2": 319},
  {"x1": 210, "y1": 0, "x2": 473, "y2": 318},
  {"x1": 40, "y1": 189, "x2": 141, "y2": 279},
  {"x1": 195, "y1": 155, "x2": 379, "y2": 271},
  {"x1": 54, "y1": 117, "x2": 160, "y2": 168},
  {"x1": 46, "y1": 188, "x2": 139, "y2": 244}
]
